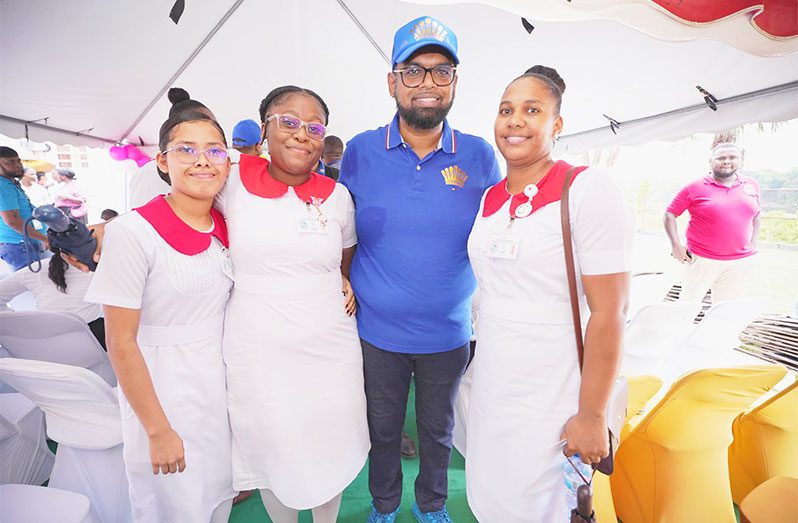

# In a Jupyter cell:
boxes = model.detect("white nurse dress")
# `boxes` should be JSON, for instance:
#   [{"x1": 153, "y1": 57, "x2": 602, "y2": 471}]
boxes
[
  {"x1": 217, "y1": 155, "x2": 369, "y2": 508},
  {"x1": 85, "y1": 196, "x2": 235, "y2": 522},
  {"x1": 465, "y1": 161, "x2": 633, "y2": 522}
]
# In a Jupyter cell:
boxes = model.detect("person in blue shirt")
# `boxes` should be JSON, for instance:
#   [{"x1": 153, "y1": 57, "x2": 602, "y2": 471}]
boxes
[
  {"x1": 339, "y1": 16, "x2": 502, "y2": 523},
  {"x1": 0, "y1": 146, "x2": 49, "y2": 271}
]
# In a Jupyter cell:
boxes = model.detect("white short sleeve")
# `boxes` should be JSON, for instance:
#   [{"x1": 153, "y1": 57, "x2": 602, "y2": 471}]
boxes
[
  {"x1": 339, "y1": 185, "x2": 357, "y2": 249},
  {"x1": 84, "y1": 216, "x2": 151, "y2": 309},
  {"x1": 570, "y1": 169, "x2": 634, "y2": 276},
  {"x1": 213, "y1": 163, "x2": 239, "y2": 218}
]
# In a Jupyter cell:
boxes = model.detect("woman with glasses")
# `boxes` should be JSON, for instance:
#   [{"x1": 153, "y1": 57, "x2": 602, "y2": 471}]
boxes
[
  {"x1": 85, "y1": 107, "x2": 235, "y2": 522},
  {"x1": 215, "y1": 85, "x2": 368, "y2": 523},
  {"x1": 464, "y1": 66, "x2": 633, "y2": 522}
]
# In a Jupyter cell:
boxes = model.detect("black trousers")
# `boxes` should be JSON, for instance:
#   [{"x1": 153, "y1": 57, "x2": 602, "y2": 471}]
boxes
[{"x1": 361, "y1": 339, "x2": 469, "y2": 513}]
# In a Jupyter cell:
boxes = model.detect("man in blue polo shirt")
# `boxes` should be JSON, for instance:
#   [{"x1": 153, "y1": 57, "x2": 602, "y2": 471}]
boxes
[
  {"x1": 0, "y1": 146, "x2": 48, "y2": 271},
  {"x1": 339, "y1": 16, "x2": 501, "y2": 523}
]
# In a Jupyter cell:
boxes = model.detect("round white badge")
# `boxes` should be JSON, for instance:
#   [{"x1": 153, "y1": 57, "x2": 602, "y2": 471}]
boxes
[
  {"x1": 515, "y1": 202, "x2": 532, "y2": 218},
  {"x1": 523, "y1": 184, "x2": 538, "y2": 198}
]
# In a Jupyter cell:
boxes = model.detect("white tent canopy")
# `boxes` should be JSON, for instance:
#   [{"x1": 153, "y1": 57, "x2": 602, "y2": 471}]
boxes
[{"x1": 2, "y1": 0, "x2": 797, "y2": 154}]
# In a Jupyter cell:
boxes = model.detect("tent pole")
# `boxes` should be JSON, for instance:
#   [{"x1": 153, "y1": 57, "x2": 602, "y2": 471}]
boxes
[
  {"x1": 335, "y1": 0, "x2": 390, "y2": 65},
  {"x1": 561, "y1": 80, "x2": 798, "y2": 141},
  {"x1": 0, "y1": 114, "x2": 122, "y2": 145},
  {"x1": 118, "y1": 0, "x2": 247, "y2": 142}
]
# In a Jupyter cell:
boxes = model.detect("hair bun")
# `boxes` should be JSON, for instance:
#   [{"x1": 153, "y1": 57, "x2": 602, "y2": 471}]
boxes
[
  {"x1": 524, "y1": 65, "x2": 566, "y2": 94},
  {"x1": 167, "y1": 87, "x2": 191, "y2": 106}
]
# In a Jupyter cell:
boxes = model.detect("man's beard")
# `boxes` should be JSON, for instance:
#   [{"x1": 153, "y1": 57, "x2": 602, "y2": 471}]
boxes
[
  {"x1": 713, "y1": 168, "x2": 736, "y2": 178},
  {"x1": 395, "y1": 95, "x2": 454, "y2": 130},
  {"x1": 0, "y1": 166, "x2": 23, "y2": 179}
]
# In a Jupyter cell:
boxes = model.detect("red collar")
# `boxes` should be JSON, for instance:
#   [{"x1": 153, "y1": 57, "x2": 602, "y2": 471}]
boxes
[
  {"x1": 135, "y1": 195, "x2": 229, "y2": 255},
  {"x1": 482, "y1": 160, "x2": 588, "y2": 218},
  {"x1": 239, "y1": 154, "x2": 336, "y2": 203}
]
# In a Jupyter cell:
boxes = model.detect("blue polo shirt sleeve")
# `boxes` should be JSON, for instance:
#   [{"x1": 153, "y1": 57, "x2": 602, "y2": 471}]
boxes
[
  {"x1": 338, "y1": 145, "x2": 356, "y2": 190},
  {"x1": 484, "y1": 145, "x2": 502, "y2": 188}
]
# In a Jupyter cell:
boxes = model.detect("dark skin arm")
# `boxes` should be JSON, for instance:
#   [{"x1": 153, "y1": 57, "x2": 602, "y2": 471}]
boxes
[
  {"x1": 342, "y1": 245, "x2": 356, "y2": 316},
  {"x1": 561, "y1": 271, "x2": 629, "y2": 465},
  {"x1": 0, "y1": 209, "x2": 49, "y2": 246}
]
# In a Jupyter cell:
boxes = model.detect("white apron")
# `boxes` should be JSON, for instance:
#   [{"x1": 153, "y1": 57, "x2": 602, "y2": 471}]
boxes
[
  {"x1": 219, "y1": 169, "x2": 369, "y2": 508},
  {"x1": 85, "y1": 212, "x2": 235, "y2": 523},
  {"x1": 465, "y1": 168, "x2": 633, "y2": 522}
]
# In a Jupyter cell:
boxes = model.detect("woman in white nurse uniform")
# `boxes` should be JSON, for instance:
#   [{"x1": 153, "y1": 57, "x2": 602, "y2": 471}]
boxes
[
  {"x1": 86, "y1": 110, "x2": 235, "y2": 522},
  {"x1": 465, "y1": 66, "x2": 633, "y2": 522},
  {"x1": 216, "y1": 86, "x2": 369, "y2": 523}
]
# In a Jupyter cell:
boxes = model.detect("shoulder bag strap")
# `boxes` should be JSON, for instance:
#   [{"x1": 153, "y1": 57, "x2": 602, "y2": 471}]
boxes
[{"x1": 560, "y1": 166, "x2": 584, "y2": 372}]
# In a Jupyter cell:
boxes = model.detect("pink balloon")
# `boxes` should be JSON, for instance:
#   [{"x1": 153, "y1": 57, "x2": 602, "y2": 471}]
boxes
[
  {"x1": 109, "y1": 146, "x2": 127, "y2": 161},
  {"x1": 122, "y1": 144, "x2": 137, "y2": 159}
]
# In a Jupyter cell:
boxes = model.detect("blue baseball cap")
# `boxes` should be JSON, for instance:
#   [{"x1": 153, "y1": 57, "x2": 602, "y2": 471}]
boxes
[
  {"x1": 232, "y1": 119, "x2": 261, "y2": 147},
  {"x1": 391, "y1": 16, "x2": 459, "y2": 67}
]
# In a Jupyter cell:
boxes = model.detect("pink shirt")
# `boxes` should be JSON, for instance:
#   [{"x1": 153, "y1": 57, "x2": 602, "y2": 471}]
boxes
[
  {"x1": 53, "y1": 180, "x2": 87, "y2": 217},
  {"x1": 667, "y1": 174, "x2": 760, "y2": 260}
]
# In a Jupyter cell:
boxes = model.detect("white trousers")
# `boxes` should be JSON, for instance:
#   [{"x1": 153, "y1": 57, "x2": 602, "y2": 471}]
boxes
[{"x1": 680, "y1": 254, "x2": 755, "y2": 303}]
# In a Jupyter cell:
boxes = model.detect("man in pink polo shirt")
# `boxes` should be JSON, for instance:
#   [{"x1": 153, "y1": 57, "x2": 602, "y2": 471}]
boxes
[{"x1": 664, "y1": 142, "x2": 761, "y2": 302}]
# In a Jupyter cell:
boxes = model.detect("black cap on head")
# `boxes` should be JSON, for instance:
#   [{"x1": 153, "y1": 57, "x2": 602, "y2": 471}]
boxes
[{"x1": 56, "y1": 168, "x2": 77, "y2": 179}]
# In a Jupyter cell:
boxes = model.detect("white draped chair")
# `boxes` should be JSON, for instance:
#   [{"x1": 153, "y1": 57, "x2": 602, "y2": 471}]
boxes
[
  {"x1": 621, "y1": 300, "x2": 703, "y2": 377},
  {"x1": 0, "y1": 484, "x2": 99, "y2": 523},
  {"x1": 0, "y1": 358, "x2": 131, "y2": 523},
  {"x1": 0, "y1": 392, "x2": 54, "y2": 485},
  {"x1": 663, "y1": 297, "x2": 770, "y2": 384},
  {"x1": 0, "y1": 310, "x2": 116, "y2": 386}
]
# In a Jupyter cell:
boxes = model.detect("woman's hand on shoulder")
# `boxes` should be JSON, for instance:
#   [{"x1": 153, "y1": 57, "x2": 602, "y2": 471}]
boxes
[{"x1": 561, "y1": 411, "x2": 609, "y2": 466}]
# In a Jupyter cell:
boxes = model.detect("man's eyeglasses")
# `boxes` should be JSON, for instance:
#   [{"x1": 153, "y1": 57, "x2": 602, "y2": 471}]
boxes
[
  {"x1": 162, "y1": 145, "x2": 229, "y2": 165},
  {"x1": 392, "y1": 64, "x2": 457, "y2": 88},
  {"x1": 265, "y1": 114, "x2": 327, "y2": 141}
]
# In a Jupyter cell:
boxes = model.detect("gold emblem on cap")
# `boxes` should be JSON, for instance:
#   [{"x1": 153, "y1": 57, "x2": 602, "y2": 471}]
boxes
[
  {"x1": 441, "y1": 165, "x2": 468, "y2": 189},
  {"x1": 413, "y1": 18, "x2": 448, "y2": 43}
]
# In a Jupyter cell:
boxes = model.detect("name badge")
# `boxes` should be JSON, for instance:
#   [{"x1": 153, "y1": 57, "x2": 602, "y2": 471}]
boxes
[
  {"x1": 298, "y1": 216, "x2": 328, "y2": 234},
  {"x1": 487, "y1": 235, "x2": 520, "y2": 260}
]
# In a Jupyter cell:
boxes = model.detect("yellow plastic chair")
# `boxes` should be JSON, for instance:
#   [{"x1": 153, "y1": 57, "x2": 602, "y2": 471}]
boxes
[
  {"x1": 729, "y1": 377, "x2": 798, "y2": 504},
  {"x1": 739, "y1": 476, "x2": 798, "y2": 523},
  {"x1": 611, "y1": 365, "x2": 787, "y2": 523},
  {"x1": 594, "y1": 375, "x2": 663, "y2": 523}
]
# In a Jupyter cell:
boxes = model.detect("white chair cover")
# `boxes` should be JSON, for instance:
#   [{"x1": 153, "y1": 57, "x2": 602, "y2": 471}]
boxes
[
  {"x1": 662, "y1": 297, "x2": 770, "y2": 388},
  {"x1": 0, "y1": 358, "x2": 120, "y2": 449},
  {"x1": 681, "y1": 297, "x2": 769, "y2": 352},
  {"x1": 0, "y1": 359, "x2": 130, "y2": 522},
  {"x1": 627, "y1": 272, "x2": 676, "y2": 320},
  {"x1": 621, "y1": 300, "x2": 703, "y2": 376},
  {"x1": 0, "y1": 310, "x2": 116, "y2": 386},
  {"x1": 49, "y1": 445, "x2": 130, "y2": 523},
  {"x1": 0, "y1": 346, "x2": 16, "y2": 393},
  {"x1": 0, "y1": 393, "x2": 54, "y2": 485},
  {"x1": 0, "y1": 484, "x2": 99, "y2": 523}
]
